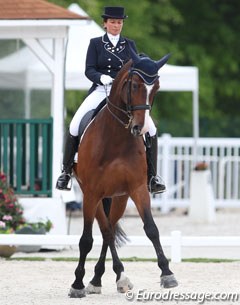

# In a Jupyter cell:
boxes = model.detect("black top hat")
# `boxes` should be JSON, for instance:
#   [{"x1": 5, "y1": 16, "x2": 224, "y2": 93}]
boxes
[{"x1": 101, "y1": 6, "x2": 127, "y2": 19}]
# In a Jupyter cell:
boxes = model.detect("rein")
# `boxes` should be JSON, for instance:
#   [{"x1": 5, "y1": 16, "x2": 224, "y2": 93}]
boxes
[
  {"x1": 106, "y1": 96, "x2": 133, "y2": 129},
  {"x1": 106, "y1": 70, "x2": 152, "y2": 129}
]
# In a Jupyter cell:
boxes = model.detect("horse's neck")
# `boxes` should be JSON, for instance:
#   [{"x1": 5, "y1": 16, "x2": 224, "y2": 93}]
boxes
[
  {"x1": 109, "y1": 91, "x2": 125, "y2": 109},
  {"x1": 105, "y1": 96, "x2": 130, "y2": 133},
  {"x1": 89, "y1": 101, "x2": 144, "y2": 158},
  {"x1": 98, "y1": 102, "x2": 131, "y2": 139},
  {"x1": 99, "y1": 65, "x2": 133, "y2": 138}
]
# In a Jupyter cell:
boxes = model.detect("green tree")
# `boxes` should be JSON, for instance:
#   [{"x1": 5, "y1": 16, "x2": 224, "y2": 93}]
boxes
[
  {"x1": 170, "y1": 0, "x2": 240, "y2": 137},
  {"x1": 48, "y1": 0, "x2": 240, "y2": 137}
]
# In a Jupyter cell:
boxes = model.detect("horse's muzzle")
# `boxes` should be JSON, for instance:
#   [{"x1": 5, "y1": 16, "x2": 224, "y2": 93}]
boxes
[{"x1": 131, "y1": 125, "x2": 142, "y2": 137}]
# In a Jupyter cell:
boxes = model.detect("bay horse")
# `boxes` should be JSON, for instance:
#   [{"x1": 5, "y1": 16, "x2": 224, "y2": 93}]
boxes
[{"x1": 69, "y1": 52, "x2": 178, "y2": 298}]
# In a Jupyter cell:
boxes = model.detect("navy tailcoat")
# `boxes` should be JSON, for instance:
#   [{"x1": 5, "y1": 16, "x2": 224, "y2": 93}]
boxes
[{"x1": 85, "y1": 33, "x2": 138, "y2": 93}]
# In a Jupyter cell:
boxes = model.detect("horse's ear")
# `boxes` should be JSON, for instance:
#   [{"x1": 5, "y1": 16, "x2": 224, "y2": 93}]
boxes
[
  {"x1": 129, "y1": 46, "x2": 141, "y2": 65},
  {"x1": 156, "y1": 53, "x2": 171, "y2": 69}
]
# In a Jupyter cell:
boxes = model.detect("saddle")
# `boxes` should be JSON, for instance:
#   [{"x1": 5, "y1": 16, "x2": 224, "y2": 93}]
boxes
[{"x1": 78, "y1": 99, "x2": 106, "y2": 142}]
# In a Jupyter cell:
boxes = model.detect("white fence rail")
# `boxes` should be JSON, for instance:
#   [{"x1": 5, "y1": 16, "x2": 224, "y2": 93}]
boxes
[
  {"x1": 1, "y1": 232, "x2": 240, "y2": 263},
  {"x1": 155, "y1": 134, "x2": 240, "y2": 212}
]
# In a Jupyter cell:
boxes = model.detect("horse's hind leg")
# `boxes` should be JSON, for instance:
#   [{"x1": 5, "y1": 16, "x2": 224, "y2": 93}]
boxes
[
  {"x1": 86, "y1": 240, "x2": 108, "y2": 294},
  {"x1": 109, "y1": 196, "x2": 133, "y2": 293},
  {"x1": 69, "y1": 197, "x2": 98, "y2": 298},
  {"x1": 131, "y1": 189, "x2": 178, "y2": 289},
  {"x1": 87, "y1": 196, "x2": 133, "y2": 294},
  {"x1": 109, "y1": 229, "x2": 134, "y2": 293}
]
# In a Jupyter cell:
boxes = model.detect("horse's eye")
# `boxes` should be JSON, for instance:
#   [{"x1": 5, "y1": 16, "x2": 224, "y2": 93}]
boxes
[{"x1": 132, "y1": 82, "x2": 138, "y2": 90}]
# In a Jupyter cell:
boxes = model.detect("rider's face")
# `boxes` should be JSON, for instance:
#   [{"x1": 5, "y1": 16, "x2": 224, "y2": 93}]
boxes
[{"x1": 104, "y1": 18, "x2": 124, "y2": 36}]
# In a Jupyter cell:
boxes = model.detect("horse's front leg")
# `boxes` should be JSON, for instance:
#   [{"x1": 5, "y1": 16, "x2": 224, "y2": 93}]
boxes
[
  {"x1": 69, "y1": 196, "x2": 98, "y2": 298},
  {"x1": 131, "y1": 188, "x2": 178, "y2": 289}
]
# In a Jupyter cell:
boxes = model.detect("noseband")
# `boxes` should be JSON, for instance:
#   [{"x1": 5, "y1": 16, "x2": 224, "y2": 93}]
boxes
[{"x1": 106, "y1": 69, "x2": 155, "y2": 129}]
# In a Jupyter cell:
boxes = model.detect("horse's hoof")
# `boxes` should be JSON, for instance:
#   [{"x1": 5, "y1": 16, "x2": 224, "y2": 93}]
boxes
[
  {"x1": 86, "y1": 282, "x2": 102, "y2": 294},
  {"x1": 68, "y1": 287, "x2": 86, "y2": 298},
  {"x1": 117, "y1": 273, "x2": 134, "y2": 293},
  {"x1": 160, "y1": 274, "x2": 178, "y2": 288}
]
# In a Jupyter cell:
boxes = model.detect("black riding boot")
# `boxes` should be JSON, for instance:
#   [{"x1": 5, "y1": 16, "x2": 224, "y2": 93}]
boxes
[
  {"x1": 145, "y1": 133, "x2": 166, "y2": 194},
  {"x1": 56, "y1": 132, "x2": 79, "y2": 191}
]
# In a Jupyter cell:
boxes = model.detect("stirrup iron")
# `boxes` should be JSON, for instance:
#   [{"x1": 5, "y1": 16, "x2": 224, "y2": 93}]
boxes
[
  {"x1": 56, "y1": 173, "x2": 73, "y2": 191},
  {"x1": 148, "y1": 175, "x2": 166, "y2": 194}
]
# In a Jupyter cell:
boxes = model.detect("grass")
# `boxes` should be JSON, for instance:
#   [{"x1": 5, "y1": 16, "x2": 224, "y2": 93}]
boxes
[
  {"x1": 6, "y1": 256, "x2": 240, "y2": 263},
  {"x1": 6, "y1": 257, "x2": 46, "y2": 261},
  {"x1": 182, "y1": 257, "x2": 239, "y2": 263}
]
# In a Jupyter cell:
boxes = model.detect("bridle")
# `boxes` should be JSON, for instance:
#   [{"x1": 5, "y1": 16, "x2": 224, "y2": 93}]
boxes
[{"x1": 106, "y1": 68, "x2": 156, "y2": 129}]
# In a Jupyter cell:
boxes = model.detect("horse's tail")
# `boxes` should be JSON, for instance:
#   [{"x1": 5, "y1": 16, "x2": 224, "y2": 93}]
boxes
[
  {"x1": 102, "y1": 198, "x2": 129, "y2": 248},
  {"x1": 114, "y1": 222, "x2": 130, "y2": 248}
]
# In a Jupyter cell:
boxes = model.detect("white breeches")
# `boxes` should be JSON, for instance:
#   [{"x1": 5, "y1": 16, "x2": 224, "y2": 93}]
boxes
[{"x1": 69, "y1": 85, "x2": 157, "y2": 137}]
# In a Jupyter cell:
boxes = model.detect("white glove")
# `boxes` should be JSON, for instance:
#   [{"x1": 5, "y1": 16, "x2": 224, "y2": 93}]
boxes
[{"x1": 100, "y1": 75, "x2": 113, "y2": 85}]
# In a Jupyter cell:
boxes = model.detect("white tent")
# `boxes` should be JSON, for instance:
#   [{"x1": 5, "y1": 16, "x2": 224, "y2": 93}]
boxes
[
  {"x1": 0, "y1": 3, "x2": 199, "y2": 139},
  {"x1": 0, "y1": 0, "x2": 88, "y2": 236},
  {"x1": 25, "y1": 4, "x2": 104, "y2": 90},
  {"x1": 33, "y1": 3, "x2": 200, "y2": 140}
]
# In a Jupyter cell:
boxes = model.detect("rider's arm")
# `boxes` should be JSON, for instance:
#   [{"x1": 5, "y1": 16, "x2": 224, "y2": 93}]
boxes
[{"x1": 85, "y1": 38, "x2": 102, "y2": 85}]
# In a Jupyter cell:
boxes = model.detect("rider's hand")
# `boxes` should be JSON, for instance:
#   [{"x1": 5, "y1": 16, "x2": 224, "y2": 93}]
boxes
[{"x1": 100, "y1": 75, "x2": 113, "y2": 85}]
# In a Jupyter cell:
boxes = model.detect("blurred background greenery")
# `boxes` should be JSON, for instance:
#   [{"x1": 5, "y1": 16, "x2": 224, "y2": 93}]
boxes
[{"x1": 3, "y1": 0, "x2": 239, "y2": 137}]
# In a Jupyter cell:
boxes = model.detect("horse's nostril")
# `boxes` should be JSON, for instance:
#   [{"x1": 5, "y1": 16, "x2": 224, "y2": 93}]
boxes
[{"x1": 131, "y1": 125, "x2": 142, "y2": 136}]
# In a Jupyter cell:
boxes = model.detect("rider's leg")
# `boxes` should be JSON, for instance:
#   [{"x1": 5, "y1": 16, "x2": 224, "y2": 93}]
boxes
[
  {"x1": 68, "y1": 87, "x2": 109, "y2": 137},
  {"x1": 56, "y1": 86, "x2": 111, "y2": 191},
  {"x1": 145, "y1": 119, "x2": 166, "y2": 194},
  {"x1": 56, "y1": 132, "x2": 79, "y2": 190}
]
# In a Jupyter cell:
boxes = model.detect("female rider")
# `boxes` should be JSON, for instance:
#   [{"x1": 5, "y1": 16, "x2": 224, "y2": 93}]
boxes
[{"x1": 56, "y1": 6, "x2": 165, "y2": 194}]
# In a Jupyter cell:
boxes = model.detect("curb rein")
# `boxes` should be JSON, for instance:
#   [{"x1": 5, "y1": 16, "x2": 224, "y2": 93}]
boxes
[{"x1": 106, "y1": 69, "x2": 152, "y2": 129}]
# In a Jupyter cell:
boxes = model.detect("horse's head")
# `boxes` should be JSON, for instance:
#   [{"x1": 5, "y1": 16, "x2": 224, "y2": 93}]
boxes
[{"x1": 110, "y1": 52, "x2": 170, "y2": 136}]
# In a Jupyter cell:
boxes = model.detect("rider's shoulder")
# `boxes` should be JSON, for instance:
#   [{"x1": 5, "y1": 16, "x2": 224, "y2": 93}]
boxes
[{"x1": 90, "y1": 35, "x2": 105, "y2": 44}]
